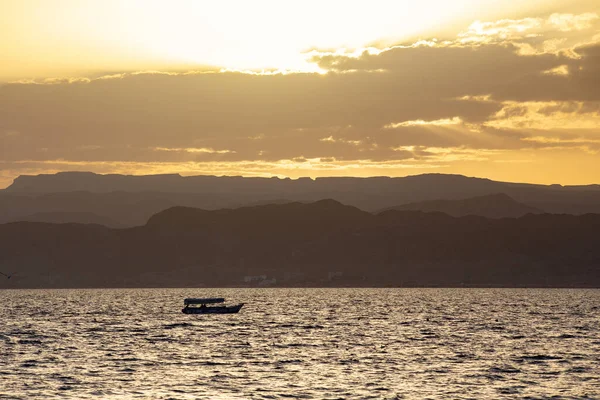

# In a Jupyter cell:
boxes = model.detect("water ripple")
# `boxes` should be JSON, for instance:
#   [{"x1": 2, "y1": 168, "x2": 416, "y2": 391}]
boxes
[{"x1": 0, "y1": 288, "x2": 598, "y2": 399}]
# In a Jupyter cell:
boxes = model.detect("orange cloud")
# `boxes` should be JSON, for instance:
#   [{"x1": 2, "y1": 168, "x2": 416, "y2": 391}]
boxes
[
  {"x1": 385, "y1": 117, "x2": 463, "y2": 128},
  {"x1": 152, "y1": 147, "x2": 235, "y2": 154},
  {"x1": 2, "y1": 10, "x2": 600, "y2": 186}
]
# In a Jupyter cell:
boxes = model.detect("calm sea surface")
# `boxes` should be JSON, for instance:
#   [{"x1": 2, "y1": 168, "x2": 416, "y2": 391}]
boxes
[{"x1": 0, "y1": 288, "x2": 598, "y2": 399}]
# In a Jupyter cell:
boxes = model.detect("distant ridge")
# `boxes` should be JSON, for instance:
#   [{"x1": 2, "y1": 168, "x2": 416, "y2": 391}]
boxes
[
  {"x1": 7, "y1": 171, "x2": 598, "y2": 194},
  {"x1": 6, "y1": 172, "x2": 182, "y2": 193},
  {"x1": 383, "y1": 193, "x2": 542, "y2": 218},
  {"x1": 6, "y1": 211, "x2": 123, "y2": 228},
  {"x1": 6, "y1": 171, "x2": 600, "y2": 196},
  {"x1": 2, "y1": 172, "x2": 600, "y2": 227}
]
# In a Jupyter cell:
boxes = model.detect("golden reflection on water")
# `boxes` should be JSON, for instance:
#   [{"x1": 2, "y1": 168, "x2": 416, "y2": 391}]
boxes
[{"x1": 0, "y1": 288, "x2": 598, "y2": 399}]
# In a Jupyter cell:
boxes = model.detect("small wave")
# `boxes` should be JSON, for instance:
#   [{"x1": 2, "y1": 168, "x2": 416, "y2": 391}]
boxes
[
  {"x1": 536, "y1": 371, "x2": 561, "y2": 376},
  {"x1": 145, "y1": 336, "x2": 175, "y2": 343},
  {"x1": 567, "y1": 366, "x2": 588, "y2": 373},
  {"x1": 86, "y1": 326, "x2": 105, "y2": 332},
  {"x1": 406, "y1": 337, "x2": 426, "y2": 341},
  {"x1": 274, "y1": 323, "x2": 324, "y2": 329},
  {"x1": 18, "y1": 339, "x2": 42, "y2": 345},
  {"x1": 163, "y1": 322, "x2": 194, "y2": 329},
  {"x1": 20, "y1": 361, "x2": 38, "y2": 368},
  {"x1": 557, "y1": 334, "x2": 576, "y2": 339},
  {"x1": 419, "y1": 329, "x2": 438, "y2": 338},
  {"x1": 428, "y1": 368, "x2": 449, "y2": 374},
  {"x1": 199, "y1": 361, "x2": 228, "y2": 366},
  {"x1": 302, "y1": 324, "x2": 324, "y2": 329},
  {"x1": 277, "y1": 324, "x2": 296, "y2": 328},
  {"x1": 278, "y1": 393, "x2": 312, "y2": 398},
  {"x1": 253, "y1": 394, "x2": 277, "y2": 399},
  {"x1": 497, "y1": 386, "x2": 523, "y2": 395},
  {"x1": 387, "y1": 394, "x2": 406, "y2": 400},
  {"x1": 276, "y1": 359, "x2": 303, "y2": 365},
  {"x1": 519, "y1": 355, "x2": 563, "y2": 361},
  {"x1": 0, "y1": 334, "x2": 14, "y2": 344},
  {"x1": 489, "y1": 366, "x2": 521, "y2": 374},
  {"x1": 372, "y1": 387, "x2": 389, "y2": 392},
  {"x1": 483, "y1": 373, "x2": 505, "y2": 381},
  {"x1": 488, "y1": 325, "x2": 506, "y2": 331},
  {"x1": 210, "y1": 373, "x2": 237, "y2": 381},
  {"x1": 453, "y1": 353, "x2": 473, "y2": 359},
  {"x1": 275, "y1": 343, "x2": 319, "y2": 348},
  {"x1": 575, "y1": 325, "x2": 591, "y2": 331},
  {"x1": 9, "y1": 329, "x2": 41, "y2": 336}
]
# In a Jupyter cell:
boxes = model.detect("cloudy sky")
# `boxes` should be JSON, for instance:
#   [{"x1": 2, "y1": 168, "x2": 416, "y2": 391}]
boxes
[{"x1": 1, "y1": 0, "x2": 599, "y2": 188}]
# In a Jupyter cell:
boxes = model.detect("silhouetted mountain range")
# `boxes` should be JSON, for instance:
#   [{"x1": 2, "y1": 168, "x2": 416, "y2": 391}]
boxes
[
  {"x1": 2, "y1": 172, "x2": 600, "y2": 226},
  {"x1": 383, "y1": 193, "x2": 542, "y2": 218},
  {"x1": 0, "y1": 200, "x2": 598, "y2": 288},
  {"x1": 3, "y1": 211, "x2": 123, "y2": 227}
]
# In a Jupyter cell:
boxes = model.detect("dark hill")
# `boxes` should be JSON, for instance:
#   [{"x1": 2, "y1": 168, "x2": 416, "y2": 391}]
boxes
[
  {"x1": 383, "y1": 193, "x2": 542, "y2": 218},
  {"x1": 147, "y1": 199, "x2": 371, "y2": 231},
  {"x1": 0, "y1": 200, "x2": 598, "y2": 288},
  {"x1": 2, "y1": 172, "x2": 600, "y2": 228}
]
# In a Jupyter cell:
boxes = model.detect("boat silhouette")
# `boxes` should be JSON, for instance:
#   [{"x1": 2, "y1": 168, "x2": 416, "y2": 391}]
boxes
[{"x1": 182, "y1": 297, "x2": 244, "y2": 314}]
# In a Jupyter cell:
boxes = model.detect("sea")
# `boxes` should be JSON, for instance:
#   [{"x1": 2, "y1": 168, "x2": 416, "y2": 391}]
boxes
[{"x1": 0, "y1": 288, "x2": 598, "y2": 399}]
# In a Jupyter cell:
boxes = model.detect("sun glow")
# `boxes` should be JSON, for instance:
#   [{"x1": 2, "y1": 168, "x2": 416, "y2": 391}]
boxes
[
  {"x1": 109, "y1": 0, "x2": 479, "y2": 72},
  {"x1": 0, "y1": 0, "x2": 556, "y2": 79}
]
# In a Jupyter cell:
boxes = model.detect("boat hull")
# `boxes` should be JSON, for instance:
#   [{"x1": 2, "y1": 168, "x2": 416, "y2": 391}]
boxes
[{"x1": 182, "y1": 303, "x2": 244, "y2": 314}]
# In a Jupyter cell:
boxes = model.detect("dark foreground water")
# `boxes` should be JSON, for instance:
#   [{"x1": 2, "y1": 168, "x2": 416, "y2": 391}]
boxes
[{"x1": 0, "y1": 288, "x2": 599, "y2": 399}]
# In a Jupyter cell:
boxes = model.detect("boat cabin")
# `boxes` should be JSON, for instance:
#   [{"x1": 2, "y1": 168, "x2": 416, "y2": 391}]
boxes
[{"x1": 183, "y1": 297, "x2": 225, "y2": 309}]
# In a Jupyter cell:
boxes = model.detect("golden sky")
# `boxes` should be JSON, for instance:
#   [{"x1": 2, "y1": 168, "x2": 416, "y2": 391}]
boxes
[{"x1": 1, "y1": 0, "x2": 600, "y2": 187}]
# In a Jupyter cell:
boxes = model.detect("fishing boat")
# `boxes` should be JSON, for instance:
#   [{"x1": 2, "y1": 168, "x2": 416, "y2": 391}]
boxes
[{"x1": 182, "y1": 297, "x2": 244, "y2": 314}]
